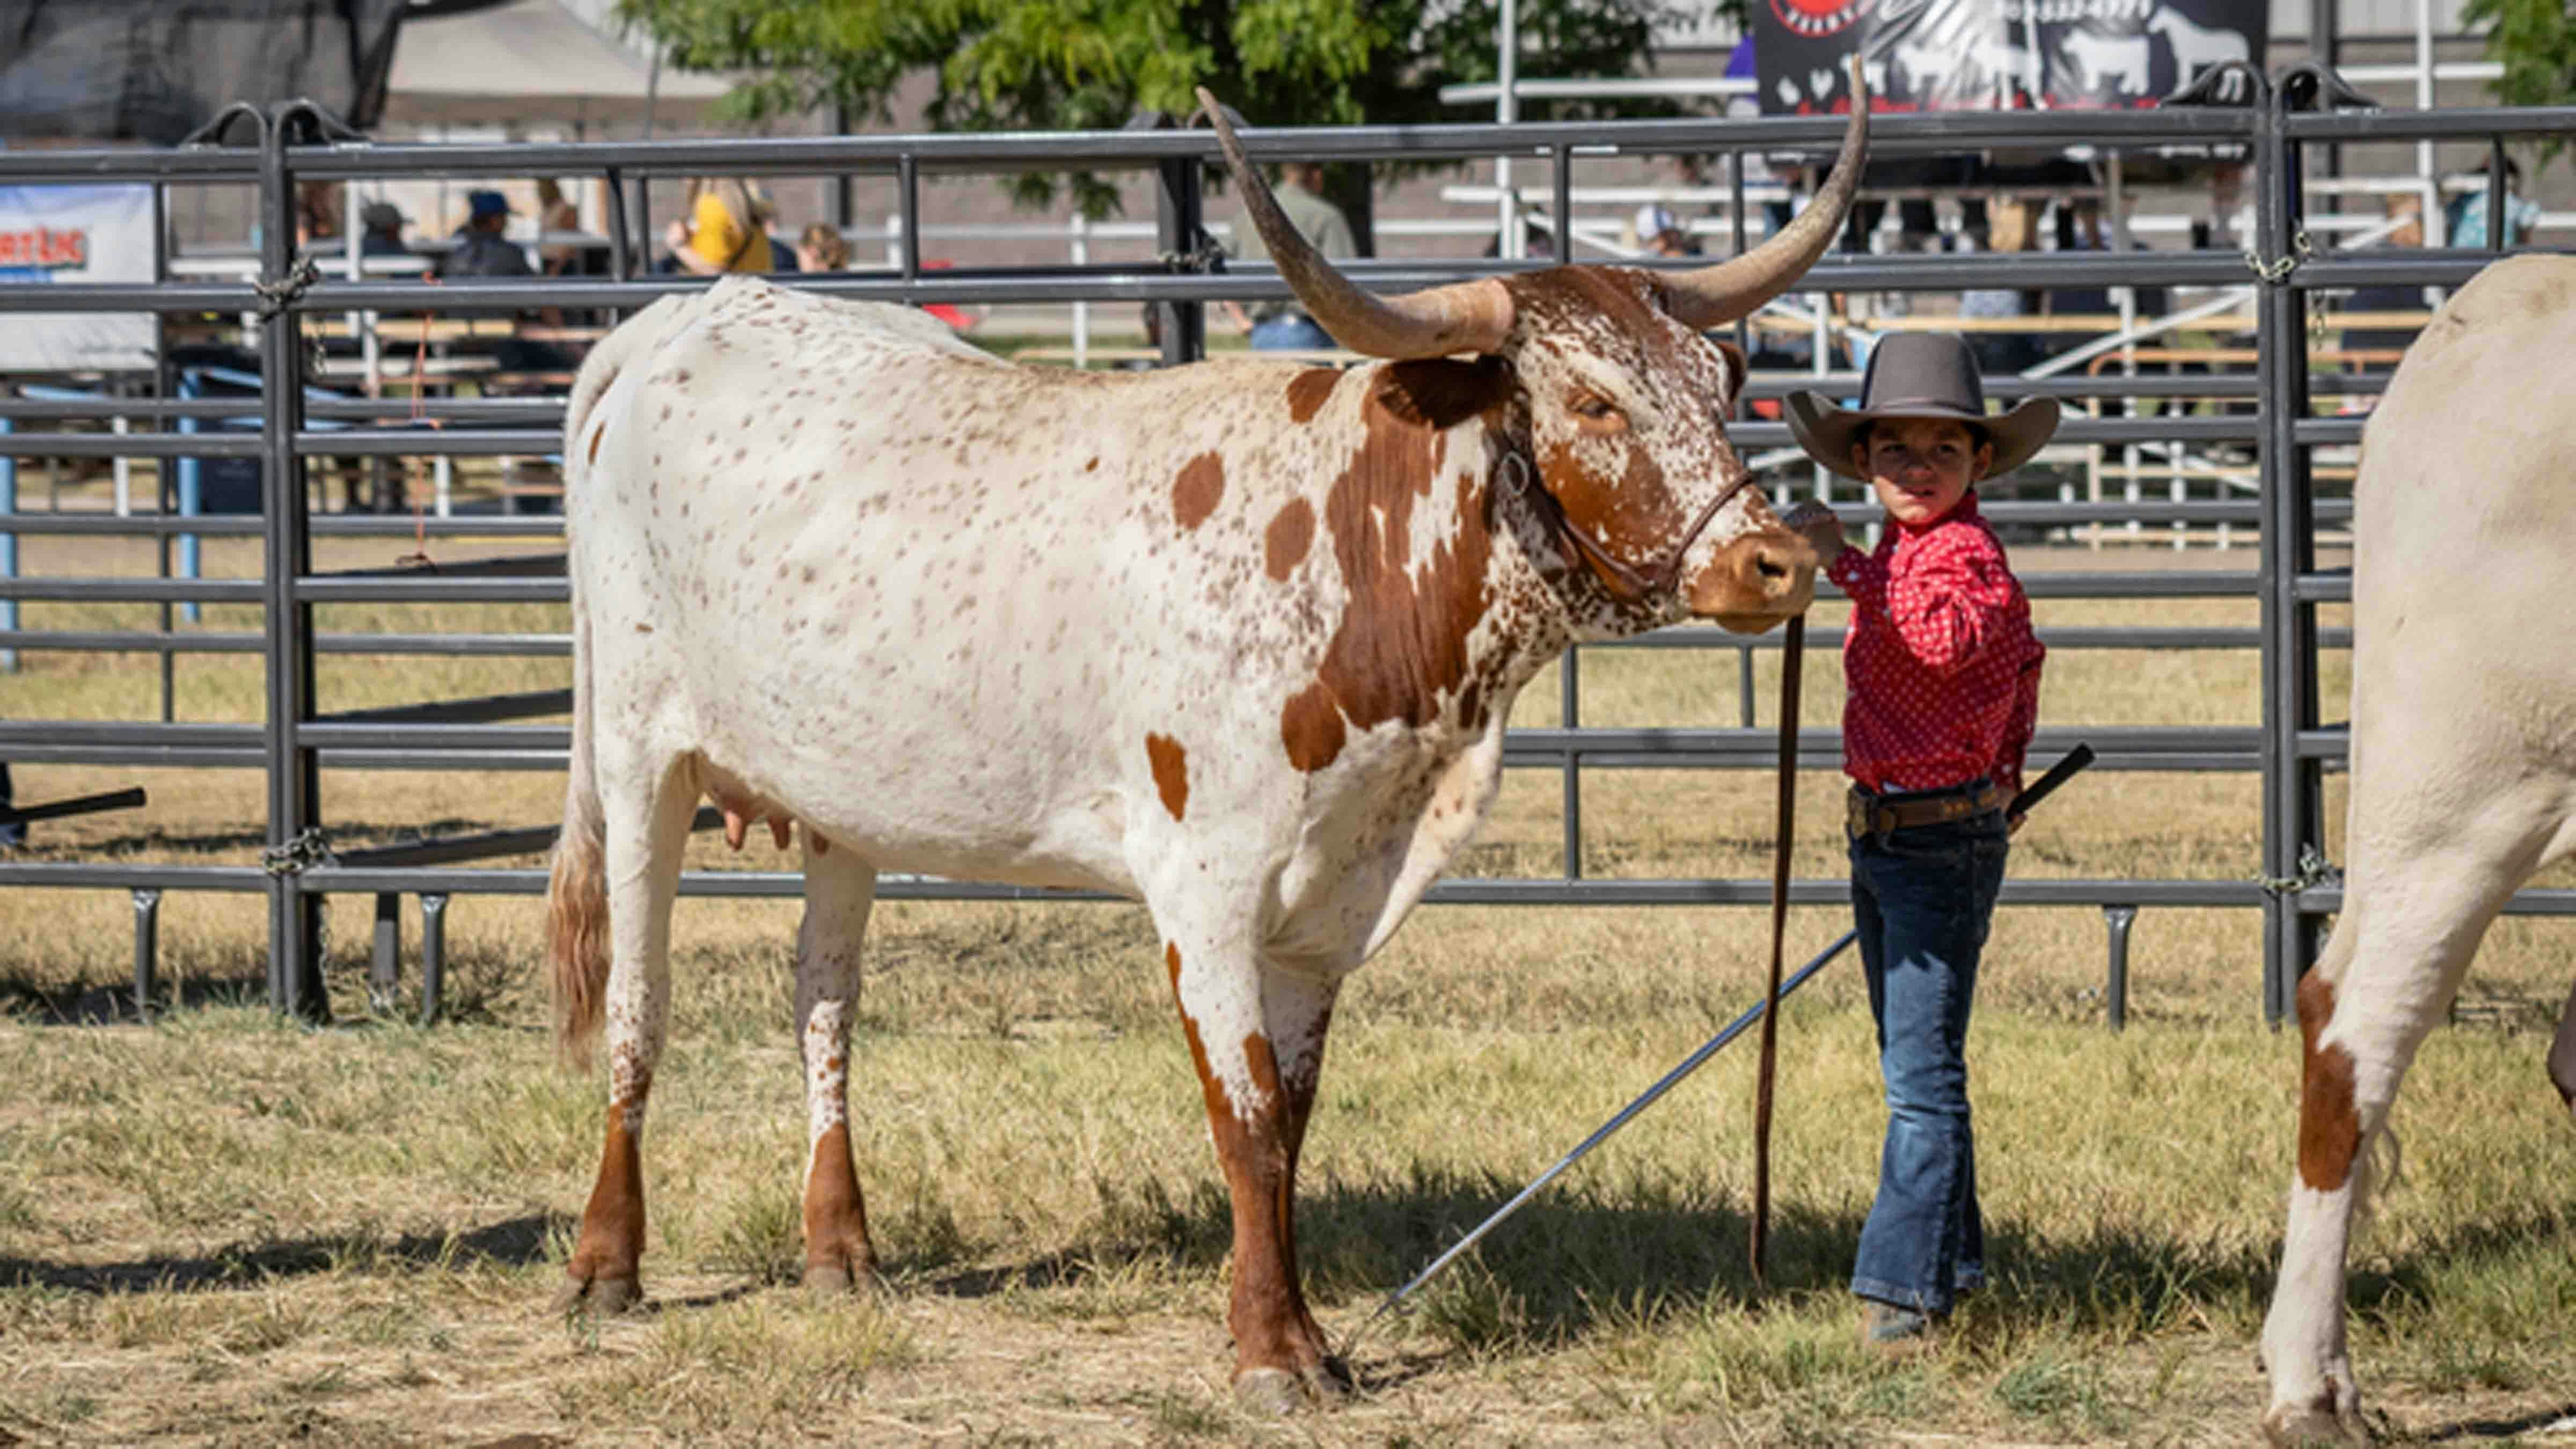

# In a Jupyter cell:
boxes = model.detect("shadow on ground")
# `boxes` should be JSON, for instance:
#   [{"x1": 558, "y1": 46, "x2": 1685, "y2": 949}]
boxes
[{"x1": 0, "y1": 1211, "x2": 564, "y2": 1294}]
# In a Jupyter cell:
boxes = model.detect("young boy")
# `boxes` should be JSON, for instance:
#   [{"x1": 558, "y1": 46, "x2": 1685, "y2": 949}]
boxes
[{"x1": 1777, "y1": 332, "x2": 2057, "y2": 1354}]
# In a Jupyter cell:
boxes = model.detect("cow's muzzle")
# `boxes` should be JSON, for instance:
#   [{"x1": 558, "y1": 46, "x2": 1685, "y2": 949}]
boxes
[{"x1": 1690, "y1": 528, "x2": 1818, "y2": 633}]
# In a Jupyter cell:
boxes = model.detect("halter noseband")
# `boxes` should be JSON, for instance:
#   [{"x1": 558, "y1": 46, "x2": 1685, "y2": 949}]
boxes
[{"x1": 1501, "y1": 450, "x2": 1757, "y2": 608}]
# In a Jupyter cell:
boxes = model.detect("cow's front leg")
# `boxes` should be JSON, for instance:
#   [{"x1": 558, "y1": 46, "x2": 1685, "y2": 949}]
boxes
[
  {"x1": 1163, "y1": 936, "x2": 1343, "y2": 1413},
  {"x1": 558, "y1": 764, "x2": 696, "y2": 1314},
  {"x1": 796, "y1": 840, "x2": 879, "y2": 1296}
]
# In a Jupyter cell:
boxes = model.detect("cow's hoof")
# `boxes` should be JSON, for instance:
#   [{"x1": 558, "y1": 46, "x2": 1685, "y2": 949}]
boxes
[
  {"x1": 1233, "y1": 1368, "x2": 1307, "y2": 1417},
  {"x1": 802, "y1": 1262, "x2": 882, "y2": 1300},
  {"x1": 552, "y1": 1274, "x2": 642, "y2": 1316},
  {"x1": 1300, "y1": 1356, "x2": 1355, "y2": 1402},
  {"x1": 2262, "y1": 1399, "x2": 2367, "y2": 1446}
]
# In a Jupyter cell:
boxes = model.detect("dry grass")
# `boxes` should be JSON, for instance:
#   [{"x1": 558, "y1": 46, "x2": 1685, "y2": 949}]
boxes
[{"x1": 2, "y1": 499, "x2": 2572, "y2": 1445}]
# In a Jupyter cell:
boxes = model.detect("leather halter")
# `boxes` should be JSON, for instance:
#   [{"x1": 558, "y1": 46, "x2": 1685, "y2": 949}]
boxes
[{"x1": 1501, "y1": 449, "x2": 1757, "y2": 607}]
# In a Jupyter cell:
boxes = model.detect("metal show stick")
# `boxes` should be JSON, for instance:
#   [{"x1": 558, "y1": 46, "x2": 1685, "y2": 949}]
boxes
[{"x1": 1366, "y1": 743, "x2": 2097, "y2": 1324}]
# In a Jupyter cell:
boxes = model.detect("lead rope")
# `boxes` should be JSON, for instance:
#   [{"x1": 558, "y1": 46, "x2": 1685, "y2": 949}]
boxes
[{"x1": 1749, "y1": 611, "x2": 1804, "y2": 1292}]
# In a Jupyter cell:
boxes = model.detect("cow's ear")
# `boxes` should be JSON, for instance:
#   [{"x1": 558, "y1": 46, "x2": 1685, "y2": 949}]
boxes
[
  {"x1": 1373, "y1": 356, "x2": 1513, "y2": 431},
  {"x1": 1710, "y1": 340, "x2": 1748, "y2": 408}
]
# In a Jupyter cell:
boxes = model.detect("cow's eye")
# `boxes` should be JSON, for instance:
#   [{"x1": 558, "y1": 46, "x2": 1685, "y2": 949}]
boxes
[{"x1": 1571, "y1": 394, "x2": 1624, "y2": 428}]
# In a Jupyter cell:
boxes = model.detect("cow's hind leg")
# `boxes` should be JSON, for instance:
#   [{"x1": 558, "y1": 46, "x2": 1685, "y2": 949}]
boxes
[
  {"x1": 557, "y1": 756, "x2": 698, "y2": 1315},
  {"x1": 796, "y1": 839, "x2": 879, "y2": 1296},
  {"x1": 1160, "y1": 932, "x2": 1346, "y2": 1413},
  {"x1": 2260, "y1": 819, "x2": 2557, "y2": 1445}
]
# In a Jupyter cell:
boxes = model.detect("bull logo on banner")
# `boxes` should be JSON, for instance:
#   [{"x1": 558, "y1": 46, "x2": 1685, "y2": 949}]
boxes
[{"x1": 1754, "y1": 0, "x2": 2264, "y2": 114}]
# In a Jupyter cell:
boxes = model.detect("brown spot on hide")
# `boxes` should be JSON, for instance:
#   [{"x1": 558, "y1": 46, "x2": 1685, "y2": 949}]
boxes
[
  {"x1": 1264, "y1": 498, "x2": 1315, "y2": 581},
  {"x1": 1085, "y1": 456, "x2": 1100, "y2": 472},
  {"x1": 1145, "y1": 732, "x2": 1189, "y2": 821},
  {"x1": 587, "y1": 424, "x2": 605, "y2": 466},
  {"x1": 1284, "y1": 368, "x2": 1341, "y2": 423},
  {"x1": 2295, "y1": 972, "x2": 2361, "y2": 1192},
  {"x1": 1243, "y1": 1031, "x2": 1282, "y2": 1102},
  {"x1": 1172, "y1": 451, "x2": 1225, "y2": 531},
  {"x1": 802, "y1": 1125, "x2": 875, "y2": 1279},
  {"x1": 1279, "y1": 683, "x2": 1346, "y2": 773},
  {"x1": 1167, "y1": 945, "x2": 1228, "y2": 1122},
  {"x1": 1296, "y1": 361, "x2": 1507, "y2": 750},
  {"x1": 565, "y1": 1105, "x2": 647, "y2": 1285}
]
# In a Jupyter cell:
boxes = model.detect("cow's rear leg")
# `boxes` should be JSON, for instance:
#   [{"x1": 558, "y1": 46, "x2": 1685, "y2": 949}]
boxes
[
  {"x1": 2260, "y1": 828, "x2": 2549, "y2": 1445},
  {"x1": 557, "y1": 759, "x2": 697, "y2": 1315},
  {"x1": 1161, "y1": 934, "x2": 1345, "y2": 1412},
  {"x1": 796, "y1": 840, "x2": 879, "y2": 1296}
]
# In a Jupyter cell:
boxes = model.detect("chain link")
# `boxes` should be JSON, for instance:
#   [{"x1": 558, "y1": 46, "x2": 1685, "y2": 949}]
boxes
[
  {"x1": 1155, "y1": 230, "x2": 1228, "y2": 275},
  {"x1": 2253, "y1": 843, "x2": 2341, "y2": 896},
  {"x1": 253, "y1": 254, "x2": 321, "y2": 320},
  {"x1": 259, "y1": 826, "x2": 336, "y2": 876},
  {"x1": 2242, "y1": 225, "x2": 2314, "y2": 287}
]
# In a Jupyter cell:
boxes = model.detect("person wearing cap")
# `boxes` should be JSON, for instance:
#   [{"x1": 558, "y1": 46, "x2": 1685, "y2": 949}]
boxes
[
  {"x1": 358, "y1": 200, "x2": 413, "y2": 259},
  {"x1": 436, "y1": 189, "x2": 533, "y2": 279},
  {"x1": 1634, "y1": 203, "x2": 1700, "y2": 258},
  {"x1": 1775, "y1": 331, "x2": 2057, "y2": 1356}
]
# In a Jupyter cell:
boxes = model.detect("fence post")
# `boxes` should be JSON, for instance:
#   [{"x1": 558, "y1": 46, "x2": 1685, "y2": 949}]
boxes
[
  {"x1": 1156, "y1": 155, "x2": 1206, "y2": 366},
  {"x1": 259, "y1": 102, "x2": 328, "y2": 1022},
  {"x1": 2102, "y1": 904, "x2": 2136, "y2": 1030},
  {"x1": 131, "y1": 888, "x2": 161, "y2": 1021},
  {"x1": 370, "y1": 891, "x2": 402, "y2": 1014},
  {"x1": 2255, "y1": 73, "x2": 2329, "y2": 1029},
  {"x1": 419, "y1": 892, "x2": 449, "y2": 1027}
]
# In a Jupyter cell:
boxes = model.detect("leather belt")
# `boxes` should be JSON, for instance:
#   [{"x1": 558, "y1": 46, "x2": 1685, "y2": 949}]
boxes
[{"x1": 1846, "y1": 779, "x2": 2008, "y2": 840}]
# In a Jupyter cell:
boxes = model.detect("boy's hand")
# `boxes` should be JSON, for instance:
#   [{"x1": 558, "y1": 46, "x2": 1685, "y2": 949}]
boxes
[{"x1": 1779, "y1": 500, "x2": 1846, "y2": 566}]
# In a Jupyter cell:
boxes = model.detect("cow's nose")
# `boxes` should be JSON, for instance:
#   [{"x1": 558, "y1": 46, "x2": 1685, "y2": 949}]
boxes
[
  {"x1": 1693, "y1": 528, "x2": 1817, "y2": 630},
  {"x1": 1735, "y1": 530, "x2": 1817, "y2": 606}
]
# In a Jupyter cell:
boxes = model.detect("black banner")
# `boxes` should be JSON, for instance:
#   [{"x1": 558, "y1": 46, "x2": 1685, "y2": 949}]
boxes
[
  {"x1": 1754, "y1": 0, "x2": 2265, "y2": 115},
  {"x1": 0, "y1": 0, "x2": 407, "y2": 143}
]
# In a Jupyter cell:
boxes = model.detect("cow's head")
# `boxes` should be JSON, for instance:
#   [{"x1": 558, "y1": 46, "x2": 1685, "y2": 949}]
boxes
[{"x1": 1201, "y1": 78, "x2": 1868, "y2": 635}]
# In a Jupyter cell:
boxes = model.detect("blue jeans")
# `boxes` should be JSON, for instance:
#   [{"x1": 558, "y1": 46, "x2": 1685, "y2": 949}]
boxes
[
  {"x1": 1249, "y1": 312, "x2": 1335, "y2": 350},
  {"x1": 1848, "y1": 808, "x2": 2008, "y2": 1315}
]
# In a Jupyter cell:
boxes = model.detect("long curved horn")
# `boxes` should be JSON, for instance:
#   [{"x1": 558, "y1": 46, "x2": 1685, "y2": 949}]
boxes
[
  {"x1": 1665, "y1": 56, "x2": 1872, "y2": 331},
  {"x1": 1197, "y1": 87, "x2": 1514, "y2": 360}
]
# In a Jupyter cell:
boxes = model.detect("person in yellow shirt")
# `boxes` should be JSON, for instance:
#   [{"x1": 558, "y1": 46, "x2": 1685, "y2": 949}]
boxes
[{"x1": 662, "y1": 177, "x2": 774, "y2": 274}]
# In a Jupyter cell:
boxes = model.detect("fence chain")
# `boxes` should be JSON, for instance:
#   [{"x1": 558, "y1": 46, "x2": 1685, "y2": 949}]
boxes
[
  {"x1": 260, "y1": 827, "x2": 338, "y2": 877},
  {"x1": 2242, "y1": 225, "x2": 2313, "y2": 286},
  {"x1": 253, "y1": 254, "x2": 320, "y2": 319},
  {"x1": 1156, "y1": 230, "x2": 1228, "y2": 274},
  {"x1": 2254, "y1": 843, "x2": 2341, "y2": 896}
]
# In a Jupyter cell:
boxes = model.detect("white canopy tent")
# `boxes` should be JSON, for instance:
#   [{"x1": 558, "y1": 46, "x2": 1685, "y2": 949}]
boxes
[{"x1": 382, "y1": 0, "x2": 733, "y2": 135}]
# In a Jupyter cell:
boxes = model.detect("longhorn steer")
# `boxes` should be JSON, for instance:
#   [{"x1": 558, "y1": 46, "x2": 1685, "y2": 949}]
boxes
[
  {"x1": 544, "y1": 93, "x2": 1866, "y2": 1407},
  {"x1": 2259, "y1": 254, "x2": 2576, "y2": 1443}
]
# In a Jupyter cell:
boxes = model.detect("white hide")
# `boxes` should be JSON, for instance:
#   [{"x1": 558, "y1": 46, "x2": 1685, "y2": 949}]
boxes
[{"x1": 2259, "y1": 254, "x2": 2576, "y2": 1443}]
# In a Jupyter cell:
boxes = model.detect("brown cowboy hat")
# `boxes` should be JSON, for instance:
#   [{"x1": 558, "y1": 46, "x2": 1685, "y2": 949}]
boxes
[{"x1": 1784, "y1": 332, "x2": 2059, "y2": 481}]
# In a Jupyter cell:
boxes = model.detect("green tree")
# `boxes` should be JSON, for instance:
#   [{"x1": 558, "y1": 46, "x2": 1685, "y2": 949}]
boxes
[
  {"x1": 613, "y1": 0, "x2": 1739, "y2": 246},
  {"x1": 2464, "y1": 0, "x2": 2575, "y2": 164}
]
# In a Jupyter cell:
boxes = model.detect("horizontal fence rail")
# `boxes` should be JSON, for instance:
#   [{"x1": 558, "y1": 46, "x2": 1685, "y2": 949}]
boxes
[{"x1": 5, "y1": 77, "x2": 2573, "y2": 1028}]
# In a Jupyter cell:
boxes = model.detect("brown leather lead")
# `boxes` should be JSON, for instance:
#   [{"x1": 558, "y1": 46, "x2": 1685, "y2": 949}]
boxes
[{"x1": 1750, "y1": 611, "x2": 1802, "y2": 1292}]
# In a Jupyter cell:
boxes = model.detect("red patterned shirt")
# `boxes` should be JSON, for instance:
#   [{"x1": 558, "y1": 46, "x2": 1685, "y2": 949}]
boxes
[{"x1": 1824, "y1": 492, "x2": 2044, "y2": 799}]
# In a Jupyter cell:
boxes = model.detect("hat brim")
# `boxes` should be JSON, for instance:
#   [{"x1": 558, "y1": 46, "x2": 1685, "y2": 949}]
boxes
[{"x1": 1783, "y1": 392, "x2": 2060, "y2": 481}]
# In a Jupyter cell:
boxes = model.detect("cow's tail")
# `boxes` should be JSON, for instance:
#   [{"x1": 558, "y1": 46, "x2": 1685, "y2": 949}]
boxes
[
  {"x1": 546, "y1": 597, "x2": 610, "y2": 1070},
  {"x1": 548, "y1": 293, "x2": 702, "y2": 1067}
]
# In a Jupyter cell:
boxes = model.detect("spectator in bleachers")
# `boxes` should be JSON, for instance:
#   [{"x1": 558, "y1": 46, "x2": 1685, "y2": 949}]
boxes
[
  {"x1": 1635, "y1": 204, "x2": 1702, "y2": 258},
  {"x1": 795, "y1": 222, "x2": 851, "y2": 275},
  {"x1": 357, "y1": 200, "x2": 413, "y2": 259},
  {"x1": 663, "y1": 178, "x2": 776, "y2": 274},
  {"x1": 2446, "y1": 157, "x2": 2541, "y2": 250},
  {"x1": 437, "y1": 189, "x2": 533, "y2": 280},
  {"x1": 1959, "y1": 197, "x2": 2044, "y2": 377}
]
